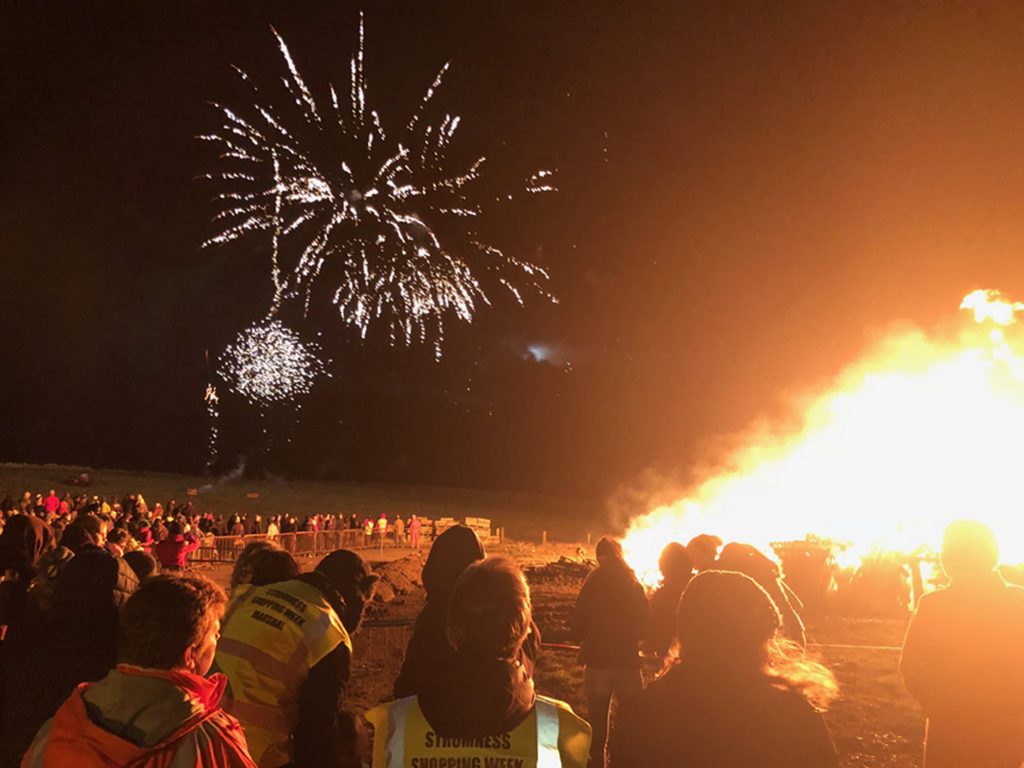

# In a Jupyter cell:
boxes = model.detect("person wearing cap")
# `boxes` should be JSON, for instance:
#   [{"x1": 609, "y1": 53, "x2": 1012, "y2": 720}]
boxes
[
  {"x1": 900, "y1": 520, "x2": 1024, "y2": 768},
  {"x1": 213, "y1": 549, "x2": 378, "y2": 768},
  {"x1": 570, "y1": 535, "x2": 647, "y2": 768},
  {"x1": 367, "y1": 557, "x2": 591, "y2": 768}
]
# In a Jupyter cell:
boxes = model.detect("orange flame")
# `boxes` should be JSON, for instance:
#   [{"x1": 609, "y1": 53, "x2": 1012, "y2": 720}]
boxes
[{"x1": 621, "y1": 290, "x2": 1024, "y2": 586}]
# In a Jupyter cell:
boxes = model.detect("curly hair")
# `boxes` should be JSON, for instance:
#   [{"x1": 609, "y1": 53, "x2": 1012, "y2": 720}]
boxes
[{"x1": 119, "y1": 573, "x2": 226, "y2": 669}]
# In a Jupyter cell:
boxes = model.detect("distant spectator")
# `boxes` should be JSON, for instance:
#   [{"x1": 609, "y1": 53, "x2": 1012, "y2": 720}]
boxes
[
  {"x1": 409, "y1": 514, "x2": 422, "y2": 551},
  {"x1": 153, "y1": 521, "x2": 200, "y2": 571},
  {"x1": 42, "y1": 491, "x2": 60, "y2": 517},
  {"x1": 901, "y1": 520, "x2": 1024, "y2": 768},
  {"x1": 394, "y1": 515, "x2": 406, "y2": 545},
  {"x1": 571, "y1": 536, "x2": 648, "y2": 768},
  {"x1": 611, "y1": 570, "x2": 838, "y2": 768},
  {"x1": 22, "y1": 574, "x2": 255, "y2": 767}
]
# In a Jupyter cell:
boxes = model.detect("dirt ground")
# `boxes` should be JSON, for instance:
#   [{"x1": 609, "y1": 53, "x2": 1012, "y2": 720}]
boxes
[{"x1": 200, "y1": 543, "x2": 926, "y2": 767}]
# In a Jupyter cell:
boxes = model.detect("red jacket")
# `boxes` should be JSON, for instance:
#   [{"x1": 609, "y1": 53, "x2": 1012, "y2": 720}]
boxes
[
  {"x1": 22, "y1": 665, "x2": 256, "y2": 768},
  {"x1": 153, "y1": 535, "x2": 200, "y2": 569}
]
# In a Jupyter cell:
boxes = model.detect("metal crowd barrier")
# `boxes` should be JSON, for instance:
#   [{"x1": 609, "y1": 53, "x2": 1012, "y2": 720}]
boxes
[{"x1": 190, "y1": 528, "x2": 373, "y2": 564}]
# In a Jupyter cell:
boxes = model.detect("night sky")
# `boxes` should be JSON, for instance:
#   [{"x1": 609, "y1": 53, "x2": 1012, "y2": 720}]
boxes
[{"x1": 5, "y1": 2, "x2": 1024, "y2": 499}]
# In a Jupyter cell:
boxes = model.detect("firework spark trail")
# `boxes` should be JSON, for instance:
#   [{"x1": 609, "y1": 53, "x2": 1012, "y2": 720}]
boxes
[
  {"x1": 201, "y1": 14, "x2": 556, "y2": 356},
  {"x1": 218, "y1": 319, "x2": 330, "y2": 408},
  {"x1": 203, "y1": 382, "x2": 220, "y2": 474}
]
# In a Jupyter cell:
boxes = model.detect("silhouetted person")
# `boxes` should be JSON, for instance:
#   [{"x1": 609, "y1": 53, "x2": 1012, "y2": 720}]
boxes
[
  {"x1": 686, "y1": 533, "x2": 723, "y2": 571},
  {"x1": 900, "y1": 520, "x2": 1024, "y2": 768},
  {"x1": 0, "y1": 547, "x2": 138, "y2": 768},
  {"x1": 717, "y1": 541, "x2": 806, "y2": 648},
  {"x1": 646, "y1": 542, "x2": 692, "y2": 658},
  {"x1": 611, "y1": 570, "x2": 838, "y2": 768},
  {"x1": 571, "y1": 536, "x2": 648, "y2": 768}
]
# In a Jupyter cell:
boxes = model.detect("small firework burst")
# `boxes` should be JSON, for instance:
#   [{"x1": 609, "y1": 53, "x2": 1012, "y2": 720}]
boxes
[
  {"x1": 201, "y1": 14, "x2": 556, "y2": 354},
  {"x1": 218, "y1": 319, "x2": 328, "y2": 407}
]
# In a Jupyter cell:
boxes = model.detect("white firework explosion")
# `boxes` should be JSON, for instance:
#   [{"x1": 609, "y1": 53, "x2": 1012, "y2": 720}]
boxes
[
  {"x1": 218, "y1": 319, "x2": 329, "y2": 407},
  {"x1": 201, "y1": 14, "x2": 556, "y2": 355}
]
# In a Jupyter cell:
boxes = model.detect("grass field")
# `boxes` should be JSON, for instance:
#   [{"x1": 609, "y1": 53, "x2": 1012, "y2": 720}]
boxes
[{"x1": 0, "y1": 463, "x2": 605, "y2": 542}]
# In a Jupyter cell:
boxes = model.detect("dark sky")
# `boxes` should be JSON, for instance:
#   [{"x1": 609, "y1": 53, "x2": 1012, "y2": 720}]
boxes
[{"x1": 4, "y1": 1, "x2": 1024, "y2": 498}]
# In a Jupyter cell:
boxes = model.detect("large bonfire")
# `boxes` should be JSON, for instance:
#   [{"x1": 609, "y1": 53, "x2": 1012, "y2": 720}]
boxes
[{"x1": 622, "y1": 290, "x2": 1024, "y2": 586}]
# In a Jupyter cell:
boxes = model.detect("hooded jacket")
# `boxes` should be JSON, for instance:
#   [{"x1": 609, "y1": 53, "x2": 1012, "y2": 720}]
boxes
[
  {"x1": 0, "y1": 548, "x2": 139, "y2": 768},
  {"x1": 0, "y1": 515, "x2": 53, "y2": 632},
  {"x1": 571, "y1": 557, "x2": 648, "y2": 669},
  {"x1": 22, "y1": 665, "x2": 256, "y2": 768}
]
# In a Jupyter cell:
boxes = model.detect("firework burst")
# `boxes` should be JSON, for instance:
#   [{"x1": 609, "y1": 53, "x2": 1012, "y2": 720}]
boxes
[
  {"x1": 201, "y1": 14, "x2": 556, "y2": 354},
  {"x1": 218, "y1": 319, "x2": 329, "y2": 407}
]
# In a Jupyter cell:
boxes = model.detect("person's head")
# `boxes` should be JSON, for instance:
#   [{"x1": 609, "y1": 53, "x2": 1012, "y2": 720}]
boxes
[
  {"x1": 231, "y1": 540, "x2": 281, "y2": 592},
  {"x1": 249, "y1": 548, "x2": 300, "y2": 587},
  {"x1": 421, "y1": 525, "x2": 486, "y2": 599},
  {"x1": 678, "y1": 570, "x2": 780, "y2": 668},
  {"x1": 686, "y1": 534, "x2": 723, "y2": 571},
  {"x1": 167, "y1": 520, "x2": 183, "y2": 538},
  {"x1": 124, "y1": 550, "x2": 160, "y2": 581},
  {"x1": 72, "y1": 514, "x2": 106, "y2": 546},
  {"x1": 675, "y1": 570, "x2": 838, "y2": 708},
  {"x1": 595, "y1": 535, "x2": 625, "y2": 567},
  {"x1": 716, "y1": 542, "x2": 779, "y2": 585},
  {"x1": 658, "y1": 542, "x2": 693, "y2": 585},
  {"x1": 315, "y1": 550, "x2": 378, "y2": 632},
  {"x1": 0, "y1": 514, "x2": 54, "y2": 576},
  {"x1": 447, "y1": 557, "x2": 531, "y2": 659},
  {"x1": 941, "y1": 520, "x2": 999, "y2": 581},
  {"x1": 119, "y1": 573, "x2": 226, "y2": 676},
  {"x1": 106, "y1": 527, "x2": 130, "y2": 548}
]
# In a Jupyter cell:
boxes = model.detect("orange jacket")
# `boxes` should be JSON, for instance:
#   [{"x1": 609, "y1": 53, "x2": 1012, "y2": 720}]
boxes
[{"x1": 22, "y1": 665, "x2": 256, "y2": 768}]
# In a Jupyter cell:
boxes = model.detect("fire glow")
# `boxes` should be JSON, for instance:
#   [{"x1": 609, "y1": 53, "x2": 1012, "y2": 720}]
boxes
[{"x1": 621, "y1": 289, "x2": 1024, "y2": 586}]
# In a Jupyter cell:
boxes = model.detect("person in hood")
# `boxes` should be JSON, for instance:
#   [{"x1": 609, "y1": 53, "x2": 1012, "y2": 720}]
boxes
[
  {"x1": 214, "y1": 549, "x2": 378, "y2": 768},
  {"x1": 393, "y1": 525, "x2": 542, "y2": 700},
  {"x1": 900, "y1": 520, "x2": 1024, "y2": 768},
  {"x1": 0, "y1": 514, "x2": 54, "y2": 637},
  {"x1": 570, "y1": 535, "x2": 648, "y2": 768},
  {"x1": 367, "y1": 557, "x2": 591, "y2": 768},
  {"x1": 610, "y1": 570, "x2": 838, "y2": 768},
  {"x1": 22, "y1": 573, "x2": 254, "y2": 768},
  {"x1": 0, "y1": 546, "x2": 139, "y2": 768}
]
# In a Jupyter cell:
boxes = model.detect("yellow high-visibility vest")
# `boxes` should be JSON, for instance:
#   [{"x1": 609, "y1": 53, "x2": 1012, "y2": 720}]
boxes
[
  {"x1": 213, "y1": 579, "x2": 352, "y2": 768},
  {"x1": 365, "y1": 694, "x2": 592, "y2": 768}
]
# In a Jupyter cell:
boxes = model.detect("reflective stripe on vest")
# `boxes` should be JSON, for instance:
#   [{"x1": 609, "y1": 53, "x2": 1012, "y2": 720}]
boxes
[
  {"x1": 367, "y1": 695, "x2": 580, "y2": 768},
  {"x1": 214, "y1": 579, "x2": 351, "y2": 768}
]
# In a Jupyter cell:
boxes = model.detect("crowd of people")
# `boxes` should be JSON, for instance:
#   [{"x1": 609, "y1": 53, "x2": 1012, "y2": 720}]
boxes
[{"x1": 1, "y1": 486, "x2": 1022, "y2": 767}]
